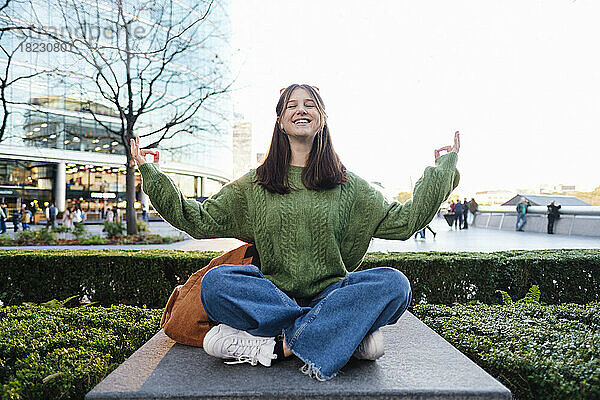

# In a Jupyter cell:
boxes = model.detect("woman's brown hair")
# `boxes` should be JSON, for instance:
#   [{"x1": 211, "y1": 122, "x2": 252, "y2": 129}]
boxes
[{"x1": 253, "y1": 84, "x2": 348, "y2": 194}]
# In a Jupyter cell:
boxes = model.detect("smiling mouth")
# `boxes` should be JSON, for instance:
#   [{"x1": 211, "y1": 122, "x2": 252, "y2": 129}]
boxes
[{"x1": 293, "y1": 118, "x2": 311, "y2": 125}]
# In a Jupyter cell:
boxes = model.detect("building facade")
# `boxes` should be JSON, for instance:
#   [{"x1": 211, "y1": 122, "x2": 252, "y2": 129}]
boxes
[
  {"x1": 232, "y1": 112, "x2": 253, "y2": 179},
  {"x1": 0, "y1": 0, "x2": 233, "y2": 220}
]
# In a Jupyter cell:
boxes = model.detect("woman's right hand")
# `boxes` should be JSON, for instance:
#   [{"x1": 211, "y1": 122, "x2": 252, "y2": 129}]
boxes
[
  {"x1": 130, "y1": 136, "x2": 159, "y2": 167},
  {"x1": 434, "y1": 131, "x2": 460, "y2": 160}
]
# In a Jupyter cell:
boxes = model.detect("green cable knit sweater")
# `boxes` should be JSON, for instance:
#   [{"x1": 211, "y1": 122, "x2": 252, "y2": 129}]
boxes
[{"x1": 139, "y1": 152, "x2": 459, "y2": 299}]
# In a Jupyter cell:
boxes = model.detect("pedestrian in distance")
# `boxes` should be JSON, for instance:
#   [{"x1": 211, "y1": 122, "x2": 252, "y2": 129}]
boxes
[
  {"x1": 11, "y1": 207, "x2": 21, "y2": 232},
  {"x1": 515, "y1": 197, "x2": 530, "y2": 231},
  {"x1": 413, "y1": 225, "x2": 436, "y2": 239},
  {"x1": 73, "y1": 204, "x2": 83, "y2": 223},
  {"x1": 462, "y1": 198, "x2": 469, "y2": 229},
  {"x1": 62, "y1": 205, "x2": 74, "y2": 230},
  {"x1": 547, "y1": 201, "x2": 561, "y2": 234},
  {"x1": 468, "y1": 198, "x2": 478, "y2": 225},
  {"x1": 105, "y1": 207, "x2": 114, "y2": 223},
  {"x1": 449, "y1": 200, "x2": 457, "y2": 229},
  {"x1": 454, "y1": 199, "x2": 464, "y2": 229},
  {"x1": 130, "y1": 84, "x2": 461, "y2": 381},
  {"x1": 21, "y1": 204, "x2": 31, "y2": 230},
  {"x1": 45, "y1": 202, "x2": 57, "y2": 228},
  {"x1": 0, "y1": 202, "x2": 8, "y2": 234}
]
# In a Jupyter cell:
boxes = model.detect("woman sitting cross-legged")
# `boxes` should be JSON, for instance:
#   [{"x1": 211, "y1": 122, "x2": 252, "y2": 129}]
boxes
[{"x1": 130, "y1": 83, "x2": 460, "y2": 381}]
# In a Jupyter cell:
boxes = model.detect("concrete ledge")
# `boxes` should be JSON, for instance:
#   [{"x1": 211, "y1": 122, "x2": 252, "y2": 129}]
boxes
[{"x1": 86, "y1": 312, "x2": 511, "y2": 400}]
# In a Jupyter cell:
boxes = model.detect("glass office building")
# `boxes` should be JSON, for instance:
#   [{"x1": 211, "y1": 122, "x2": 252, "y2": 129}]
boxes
[{"x1": 0, "y1": 0, "x2": 233, "y2": 219}]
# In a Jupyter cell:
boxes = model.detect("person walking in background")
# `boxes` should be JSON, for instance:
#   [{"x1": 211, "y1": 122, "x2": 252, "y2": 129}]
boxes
[
  {"x1": 414, "y1": 228, "x2": 426, "y2": 239},
  {"x1": 425, "y1": 225, "x2": 436, "y2": 237},
  {"x1": 21, "y1": 204, "x2": 31, "y2": 230},
  {"x1": 547, "y1": 201, "x2": 561, "y2": 234},
  {"x1": 80, "y1": 204, "x2": 87, "y2": 222},
  {"x1": 0, "y1": 202, "x2": 7, "y2": 234},
  {"x1": 62, "y1": 206, "x2": 74, "y2": 229},
  {"x1": 449, "y1": 200, "x2": 457, "y2": 229},
  {"x1": 515, "y1": 197, "x2": 530, "y2": 231},
  {"x1": 105, "y1": 207, "x2": 114, "y2": 222},
  {"x1": 413, "y1": 225, "x2": 436, "y2": 239},
  {"x1": 11, "y1": 206, "x2": 21, "y2": 232},
  {"x1": 45, "y1": 202, "x2": 57, "y2": 228},
  {"x1": 454, "y1": 199, "x2": 464, "y2": 230},
  {"x1": 462, "y1": 198, "x2": 469, "y2": 229},
  {"x1": 468, "y1": 198, "x2": 478, "y2": 225},
  {"x1": 73, "y1": 204, "x2": 83, "y2": 223}
]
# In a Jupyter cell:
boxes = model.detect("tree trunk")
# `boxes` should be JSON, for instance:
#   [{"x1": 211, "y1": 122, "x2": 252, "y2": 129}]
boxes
[{"x1": 125, "y1": 154, "x2": 138, "y2": 235}]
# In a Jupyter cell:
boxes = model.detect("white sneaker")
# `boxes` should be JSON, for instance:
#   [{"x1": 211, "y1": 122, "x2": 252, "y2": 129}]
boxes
[
  {"x1": 203, "y1": 324, "x2": 278, "y2": 367},
  {"x1": 353, "y1": 329, "x2": 385, "y2": 360}
]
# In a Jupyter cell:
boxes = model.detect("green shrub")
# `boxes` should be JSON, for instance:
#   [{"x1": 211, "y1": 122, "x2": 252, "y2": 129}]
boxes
[
  {"x1": 0, "y1": 303, "x2": 161, "y2": 400},
  {"x1": 160, "y1": 236, "x2": 174, "y2": 244},
  {"x1": 36, "y1": 227, "x2": 57, "y2": 244},
  {"x1": 78, "y1": 235, "x2": 108, "y2": 245},
  {"x1": 14, "y1": 230, "x2": 37, "y2": 245},
  {"x1": 413, "y1": 302, "x2": 600, "y2": 400},
  {"x1": 136, "y1": 220, "x2": 149, "y2": 233},
  {"x1": 0, "y1": 249, "x2": 221, "y2": 307},
  {"x1": 359, "y1": 249, "x2": 600, "y2": 305},
  {"x1": 0, "y1": 249, "x2": 598, "y2": 307},
  {"x1": 52, "y1": 225, "x2": 70, "y2": 234},
  {"x1": 72, "y1": 222, "x2": 87, "y2": 239},
  {"x1": 102, "y1": 221, "x2": 124, "y2": 238},
  {"x1": 497, "y1": 285, "x2": 542, "y2": 305}
]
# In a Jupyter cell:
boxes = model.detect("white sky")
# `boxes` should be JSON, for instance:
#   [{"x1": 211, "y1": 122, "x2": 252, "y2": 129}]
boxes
[{"x1": 230, "y1": 0, "x2": 600, "y2": 196}]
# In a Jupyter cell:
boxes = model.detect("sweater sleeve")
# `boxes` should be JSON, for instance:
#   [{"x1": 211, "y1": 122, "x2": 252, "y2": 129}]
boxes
[
  {"x1": 138, "y1": 163, "x2": 253, "y2": 243},
  {"x1": 348, "y1": 152, "x2": 460, "y2": 243}
]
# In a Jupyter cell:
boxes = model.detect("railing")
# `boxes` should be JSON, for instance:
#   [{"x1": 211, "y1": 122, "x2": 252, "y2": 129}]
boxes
[
  {"x1": 479, "y1": 205, "x2": 600, "y2": 216},
  {"x1": 473, "y1": 206, "x2": 600, "y2": 237}
]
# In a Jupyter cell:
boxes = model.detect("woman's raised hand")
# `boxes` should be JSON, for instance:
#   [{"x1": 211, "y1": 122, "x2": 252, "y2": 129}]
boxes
[
  {"x1": 434, "y1": 131, "x2": 460, "y2": 160},
  {"x1": 129, "y1": 136, "x2": 159, "y2": 167}
]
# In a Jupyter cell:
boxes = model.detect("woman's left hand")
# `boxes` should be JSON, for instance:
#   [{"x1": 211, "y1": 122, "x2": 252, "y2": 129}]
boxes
[{"x1": 434, "y1": 131, "x2": 460, "y2": 160}]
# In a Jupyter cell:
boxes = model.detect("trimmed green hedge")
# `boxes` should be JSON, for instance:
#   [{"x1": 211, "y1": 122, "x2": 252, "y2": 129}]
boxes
[
  {"x1": 0, "y1": 304, "x2": 161, "y2": 400},
  {"x1": 0, "y1": 249, "x2": 222, "y2": 308},
  {"x1": 1, "y1": 249, "x2": 598, "y2": 307},
  {"x1": 413, "y1": 302, "x2": 600, "y2": 400},
  {"x1": 363, "y1": 249, "x2": 600, "y2": 305}
]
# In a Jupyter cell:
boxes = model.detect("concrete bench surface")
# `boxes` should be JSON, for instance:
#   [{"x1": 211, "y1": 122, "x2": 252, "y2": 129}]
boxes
[{"x1": 86, "y1": 312, "x2": 511, "y2": 400}]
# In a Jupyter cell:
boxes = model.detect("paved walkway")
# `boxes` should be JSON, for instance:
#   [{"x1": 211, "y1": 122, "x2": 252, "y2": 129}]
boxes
[{"x1": 2, "y1": 217, "x2": 599, "y2": 252}]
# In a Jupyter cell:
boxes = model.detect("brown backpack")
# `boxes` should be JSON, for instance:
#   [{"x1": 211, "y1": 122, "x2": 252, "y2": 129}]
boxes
[{"x1": 160, "y1": 243, "x2": 260, "y2": 347}]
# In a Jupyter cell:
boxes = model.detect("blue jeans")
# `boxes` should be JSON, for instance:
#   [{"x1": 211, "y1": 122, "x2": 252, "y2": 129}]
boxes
[
  {"x1": 0, "y1": 219, "x2": 6, "y2": 233},
  {"x1": 200, "y1": 264, "x2": 412, "y2": 380},
  {"x1": 516, "y1": 213, "x2": 527, "y2": 230}
]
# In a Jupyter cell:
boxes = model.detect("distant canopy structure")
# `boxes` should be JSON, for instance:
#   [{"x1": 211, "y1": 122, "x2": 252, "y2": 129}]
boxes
[{"x1": 503, "y1": 194, "x2": 591, "y2": 207}]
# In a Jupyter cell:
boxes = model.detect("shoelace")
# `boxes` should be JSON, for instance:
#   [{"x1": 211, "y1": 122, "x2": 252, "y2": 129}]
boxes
[
  {"x1": 225, "y1": 354, "x2": 260, "y2": 366},
  {"x1": 222, "y1": 337, "x2": 276, "y2": 366}
]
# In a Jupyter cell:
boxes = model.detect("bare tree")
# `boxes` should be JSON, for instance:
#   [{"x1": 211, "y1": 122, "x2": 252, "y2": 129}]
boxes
[
  {"x1": 14, "y1": 0, "x2": 234, "y2": 234},
  {"x1": 0, "y1": 0, "x2": 57, "y2": 143}
]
